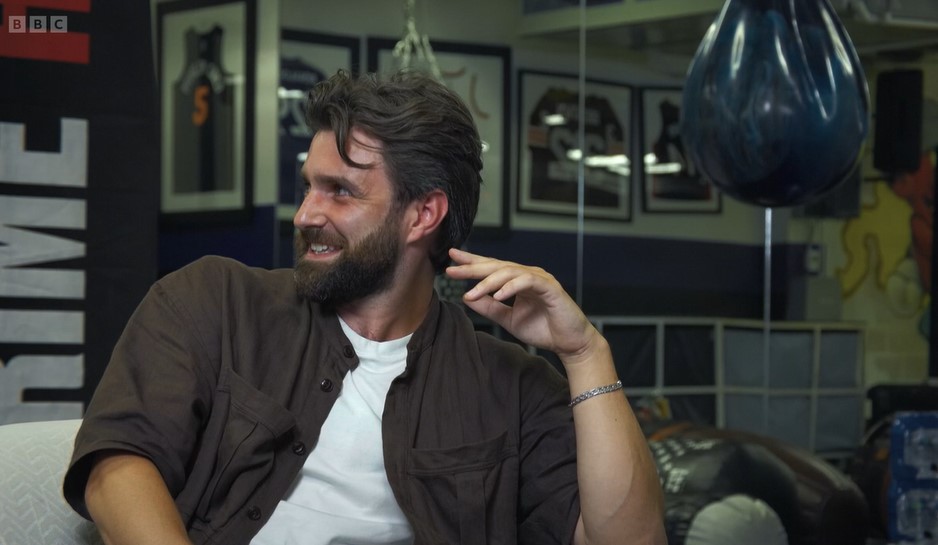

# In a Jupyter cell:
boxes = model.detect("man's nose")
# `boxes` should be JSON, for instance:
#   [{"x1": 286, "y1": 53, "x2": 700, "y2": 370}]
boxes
[{"x1": 294, "y1": 190, "x2": 326, "y2": 228}]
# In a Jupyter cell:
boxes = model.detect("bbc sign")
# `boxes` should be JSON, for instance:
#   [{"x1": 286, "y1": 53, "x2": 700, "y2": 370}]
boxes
[{"x1": 7, "y1": 16, "x2": 69, "y2": 33}]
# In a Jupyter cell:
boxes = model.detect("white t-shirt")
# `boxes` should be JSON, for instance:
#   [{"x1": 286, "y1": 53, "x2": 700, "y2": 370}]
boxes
[{"x1": 252, "y1": 318, "x2": 413, "y2": 545}]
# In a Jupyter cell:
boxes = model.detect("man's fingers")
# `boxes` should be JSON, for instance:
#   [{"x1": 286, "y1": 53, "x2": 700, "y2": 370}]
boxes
[
  {"x1": 462, "y1": 294, "x2": 511, "y2": 325},
  {"x1": 446, "y1": 248, "x2": 558, "y2": 308},
  {"x1": 447, "y1": 250, "x2": 504, "y2": 279},
  {"x1": 448, "y1": 247, "x2": 490, "y2": 265},
  {"x1": 463, "y1": 267, "x2": 543, "y2": 303}
]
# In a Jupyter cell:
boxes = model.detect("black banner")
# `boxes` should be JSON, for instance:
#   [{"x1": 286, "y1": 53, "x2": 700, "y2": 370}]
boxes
[{"x1": 0, "y1": 0, "x2": 159, "y2": 423}]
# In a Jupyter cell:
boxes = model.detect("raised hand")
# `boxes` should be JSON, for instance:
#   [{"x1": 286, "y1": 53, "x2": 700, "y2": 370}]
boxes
[
  {"x1": 445, "y1": 248, "x2": 602, "y2": 366},
  {"x1": 447, "y1": 248, "x2": 666, "y2": 545}
]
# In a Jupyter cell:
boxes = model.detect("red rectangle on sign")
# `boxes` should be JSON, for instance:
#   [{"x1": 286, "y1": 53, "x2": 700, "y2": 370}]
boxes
[{"x1": 0, "y1": 0, "x2": 91, "y2": 64}]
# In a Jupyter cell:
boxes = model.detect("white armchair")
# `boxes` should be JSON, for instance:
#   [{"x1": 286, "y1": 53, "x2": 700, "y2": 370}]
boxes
[{"x1": 0, "y1": 419, "x2": 102, "y2": 545}]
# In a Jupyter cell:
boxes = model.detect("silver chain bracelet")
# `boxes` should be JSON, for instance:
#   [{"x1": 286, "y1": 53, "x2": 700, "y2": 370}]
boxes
[{"x1": 568, "y1": 380, "x2": 623, "y2": 408}]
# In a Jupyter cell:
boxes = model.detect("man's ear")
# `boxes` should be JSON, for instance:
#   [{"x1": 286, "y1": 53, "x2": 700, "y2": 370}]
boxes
[{"x1": 406, "y1": 189, "x2": 448, "y2": 243}]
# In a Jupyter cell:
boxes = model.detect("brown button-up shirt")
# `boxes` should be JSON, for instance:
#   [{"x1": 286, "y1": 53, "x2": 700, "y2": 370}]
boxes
[{"x1": 64, "y1": 256, "x2": 581, "y2": 544}]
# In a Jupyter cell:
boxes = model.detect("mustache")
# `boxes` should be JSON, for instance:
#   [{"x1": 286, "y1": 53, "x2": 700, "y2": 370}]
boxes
[{"x1": 296, "y1": 228, "x2": 346, "y2": 248}]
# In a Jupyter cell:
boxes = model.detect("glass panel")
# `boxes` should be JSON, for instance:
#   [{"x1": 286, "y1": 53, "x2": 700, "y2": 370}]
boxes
[
  {"x1": 723, "y1": 328, "x2": 764, "y2": 387},
  {"x1": 818, "y1": 331, "x2": 860, "y2": 388},
  {"x1": 605, "y1": 325, "x2": 656, "y2": 388},
  {"x1": 665, "y1": 394, "x2": 716, "y2": 426},
  {"x1": 663, "y1": 325, "x2": 715, "y2": 386},
  {"x1": 724, "y1": 394, "x2": 764, "y2": 434},
  {"x1": 768, "y1": 395, "x2": 811, "y2": 449},
  {"x1": 768, "y1": 331, "x2": 813, "y2": 389},
  {"x1": 815, "y1": 395, "x2": 864, "y2": 452}
]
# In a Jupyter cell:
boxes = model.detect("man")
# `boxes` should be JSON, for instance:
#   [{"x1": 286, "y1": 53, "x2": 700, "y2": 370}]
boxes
[{"x1": 64, "y1": 70, "x2": 665, "y2": 545}]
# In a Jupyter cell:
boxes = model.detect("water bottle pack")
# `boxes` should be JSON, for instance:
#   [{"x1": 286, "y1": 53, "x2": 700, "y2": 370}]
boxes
[{"x1": 889, "y1": 412, "x2": 938, "y2": 544}]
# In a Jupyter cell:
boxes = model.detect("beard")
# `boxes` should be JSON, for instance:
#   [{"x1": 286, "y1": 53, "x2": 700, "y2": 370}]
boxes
[{"x1": 293, "y1": 210, "x2": 403, "y2": 306}]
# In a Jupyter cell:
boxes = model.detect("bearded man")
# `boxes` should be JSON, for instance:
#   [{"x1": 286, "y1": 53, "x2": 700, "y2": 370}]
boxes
[{"x1": 64, "y1": 70, "x2": 665, "y2": 545}]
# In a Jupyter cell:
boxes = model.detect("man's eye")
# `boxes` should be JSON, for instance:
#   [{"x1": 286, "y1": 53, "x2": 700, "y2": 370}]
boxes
[{"x1": 335, "y1": 186, "x2": 352, "y2": 197}]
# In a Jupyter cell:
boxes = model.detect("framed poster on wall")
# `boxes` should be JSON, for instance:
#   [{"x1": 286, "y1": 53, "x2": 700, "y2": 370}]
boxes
[
  {"x1": 517, "y1": 69, "x2": 632, "y2": 221},
  {"x1": 279, "y1": 30, "x2": 360, "y2": 211},
  {"x1": 367, "y1": 37, "x2": 511, "y2": 236},
  {"x1": 276, "y1": 30, "x2": 360, "y2": 267},
  {"x1": 157, "y1": 0, "x2": 256, "y2": 224},
  {"x1": 640, "y1": 87, "x2": 721, "y2": 214}
]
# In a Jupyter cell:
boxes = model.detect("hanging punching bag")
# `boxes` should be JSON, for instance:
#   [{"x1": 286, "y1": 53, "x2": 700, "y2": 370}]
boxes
[{"x1": 681, "y1": 0, "x2": 870, "y2": 207}]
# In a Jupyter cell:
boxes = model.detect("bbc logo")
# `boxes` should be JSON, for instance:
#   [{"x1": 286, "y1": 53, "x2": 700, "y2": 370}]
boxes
[{"x1": 7, "y1": 16, "x2": 69, "y2": 33}]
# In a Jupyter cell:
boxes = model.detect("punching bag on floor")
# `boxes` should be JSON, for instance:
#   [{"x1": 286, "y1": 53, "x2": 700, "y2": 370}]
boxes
[{"x1": 681, "y1": 0, "x2": 870, "y2": 207}]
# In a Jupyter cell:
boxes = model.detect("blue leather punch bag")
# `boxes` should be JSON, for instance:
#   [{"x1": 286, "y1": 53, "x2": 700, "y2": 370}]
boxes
[{"x1": 681, "y1": 0, "x2": 870, "y2": 207}]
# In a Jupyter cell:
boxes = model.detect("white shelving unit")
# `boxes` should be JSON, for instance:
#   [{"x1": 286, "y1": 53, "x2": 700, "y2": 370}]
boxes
[{"x1": 476, "y1": 315, "x2": 865, "y2": 460}]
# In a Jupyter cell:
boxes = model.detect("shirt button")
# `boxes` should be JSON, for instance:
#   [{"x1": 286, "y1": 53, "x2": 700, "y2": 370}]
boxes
[
  {"x1": 343, "y1": 345, "x2": 354, "y2": 358},
  {"x1": 292, "y1": 441, "x2": 306, "y2": 455},
  {"x1": 320, "y1": 378, "x2": 334, "y2": 392},
  {"x1": 246, "y1": 506, "x2": 262, "y2": 521}
]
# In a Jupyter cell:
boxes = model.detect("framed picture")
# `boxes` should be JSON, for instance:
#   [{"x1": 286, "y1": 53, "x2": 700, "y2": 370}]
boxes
[
  {"x1": 276, "y1": 30, "x2": 360, "y2": 267},
  {"x1": 517, "y1": 70, "x2": 632, "y2": 221},
  {"x1": 157, "y1": 0, "x2": 256, "y2": 224},
  {"x1": 278, "y1": 32, "x2": 360, "y2": 207},
  {"x1": 640, "y1": 87, "x2": 721, "y2": 214},
  {"x1": 367, "y1": 37, "x2": 510, "y2": 236}
]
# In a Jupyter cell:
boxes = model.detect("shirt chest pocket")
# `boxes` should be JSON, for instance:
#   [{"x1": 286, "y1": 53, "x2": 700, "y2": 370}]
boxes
[
  {"x1": 406, "y1": 431, "x2": 519, "y2": 545},
  {"x1": 194, "y1": 369, "x2": 296, "y2": 529}
]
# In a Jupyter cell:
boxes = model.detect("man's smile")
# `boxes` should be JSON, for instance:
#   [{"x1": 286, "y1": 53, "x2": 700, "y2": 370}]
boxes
[{"x1": 309, "y1": 243, "x2": 340, "y2": 256}]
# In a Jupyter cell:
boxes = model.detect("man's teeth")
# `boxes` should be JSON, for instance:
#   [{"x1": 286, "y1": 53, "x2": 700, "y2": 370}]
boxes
[{"x1": 310, "y1": 244, "x2": 335, "y2": 254}]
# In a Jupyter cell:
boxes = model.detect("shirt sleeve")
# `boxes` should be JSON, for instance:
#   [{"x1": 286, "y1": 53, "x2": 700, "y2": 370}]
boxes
[
  {"x1": 63, "y1": 262, "x2": 220, "y2": 519},
  {"x1": 515, "y1": 354, "x2": 581, "y2": 545}
]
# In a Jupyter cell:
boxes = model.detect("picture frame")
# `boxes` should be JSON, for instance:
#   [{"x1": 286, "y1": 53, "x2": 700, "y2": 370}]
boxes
[
  {"x1": 277, "y1": 30, "x2": 361, "y2": 265},
  {"x1": 639, "y1": 87, "x2": 721, "y2": 214},
  {"x1": 157, "y1": 0, "x2": 256, "y2": 225},
  {"x1": 279, "y1": 30, "x2": 360, "y2": 212},
  {"x1": 367, "y1": 37, "x2": 511, "y2": 237},
  {"x1": 517, "y1": 69, "x2": 632, "y2": 221}
]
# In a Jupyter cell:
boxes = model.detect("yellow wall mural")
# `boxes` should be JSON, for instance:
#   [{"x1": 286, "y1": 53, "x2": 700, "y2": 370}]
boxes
[
  {"x1": 836, "y1": 153, "x2": 933, "y2": 385},
  {"x1": 840, "y1": 154, "x2": 933, "y2": 318},
  {"x1": 839, "y1": 182, "x2": 914, "y2": 300}
]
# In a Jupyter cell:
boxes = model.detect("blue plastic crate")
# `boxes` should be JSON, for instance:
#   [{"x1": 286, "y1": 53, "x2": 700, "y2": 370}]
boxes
[
  {"x1": 888, "y1": 480, "x2": 938, "y2": 543},
  {"x1": 891, "y1": 412, "x2": 938, "y2": 482}
]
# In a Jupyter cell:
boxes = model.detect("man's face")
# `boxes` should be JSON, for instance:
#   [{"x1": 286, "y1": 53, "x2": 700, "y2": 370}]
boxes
[
  {"x1": 293, "y1": 129, "x2": 404, "y2": 305},
  {"x1": 293, "y1": 206, "x2": 403, "y2": 305}
]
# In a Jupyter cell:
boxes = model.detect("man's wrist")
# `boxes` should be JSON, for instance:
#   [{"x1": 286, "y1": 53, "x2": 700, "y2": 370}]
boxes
[{"x1": 558, "y1": 331, "x2": 610, "y2": 369}]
